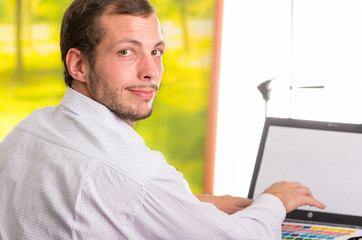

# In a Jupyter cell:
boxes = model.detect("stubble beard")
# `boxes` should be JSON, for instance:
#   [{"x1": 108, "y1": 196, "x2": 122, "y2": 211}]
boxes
[{"x1": 87, "y1": 68, "x2": 154, "y2": 122}]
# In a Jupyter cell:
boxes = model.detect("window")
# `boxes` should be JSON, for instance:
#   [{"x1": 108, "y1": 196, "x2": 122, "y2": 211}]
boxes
[{"x1": 214, "y1": 0, "x2": 362, "y2": 196}]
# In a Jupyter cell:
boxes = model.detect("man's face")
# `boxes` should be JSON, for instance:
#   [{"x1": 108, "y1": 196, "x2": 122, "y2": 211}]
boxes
[{"x1": 86, "y1": 14, "x2": 165, "y2": 126}]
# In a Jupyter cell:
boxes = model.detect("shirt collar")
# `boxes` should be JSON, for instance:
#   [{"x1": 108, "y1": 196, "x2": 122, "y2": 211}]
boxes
[{"x1": 60, "y1": 87, "x2": 144, "y2": 143}]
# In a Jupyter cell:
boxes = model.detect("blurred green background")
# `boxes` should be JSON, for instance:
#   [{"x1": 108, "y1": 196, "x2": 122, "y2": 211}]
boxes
[{"x1": 0, "y1": 0, "x2": 215, "y2": 193}]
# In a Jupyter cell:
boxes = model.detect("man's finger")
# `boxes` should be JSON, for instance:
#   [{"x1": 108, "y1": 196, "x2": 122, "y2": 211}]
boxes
[{"x1": 304, "y1": 196, "x2": 326, "y2": 209}]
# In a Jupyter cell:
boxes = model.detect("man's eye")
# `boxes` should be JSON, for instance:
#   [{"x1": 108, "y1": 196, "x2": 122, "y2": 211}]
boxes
[
  {"x1": 151, "y1": 50, "x2": 163, "y2": 57},
  {"x1": 118, "y1": 50, "x2": 132, "y2": 56}
]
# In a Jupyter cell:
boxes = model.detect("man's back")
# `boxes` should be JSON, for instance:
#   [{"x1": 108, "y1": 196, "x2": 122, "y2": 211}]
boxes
[{"x1": 0, "y1": 88, "x2": 167, "y2": 239}]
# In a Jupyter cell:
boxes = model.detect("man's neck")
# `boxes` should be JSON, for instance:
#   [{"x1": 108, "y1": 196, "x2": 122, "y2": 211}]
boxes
[{"x1": 71, "y1": 81, "x2": 136, "y2": 128}]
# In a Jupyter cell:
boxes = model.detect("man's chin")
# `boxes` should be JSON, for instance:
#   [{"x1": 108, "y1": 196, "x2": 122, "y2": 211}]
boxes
[{"x1": 112, "y1": 108, "x2": 153, "y2": 122}]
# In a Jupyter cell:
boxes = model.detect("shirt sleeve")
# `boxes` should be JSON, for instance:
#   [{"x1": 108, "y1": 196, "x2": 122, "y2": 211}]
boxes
[{"x1": 132, "y1": 165, "x2": 286, "y2": 240}]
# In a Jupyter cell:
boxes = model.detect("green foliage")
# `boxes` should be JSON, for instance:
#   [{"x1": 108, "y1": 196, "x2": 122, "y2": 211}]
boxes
[
  {"x1": 33, "y1": 0, "x2": 73, "y2": 23},
  {"x1": 0, "y1": 69, "x2": 66, "y2": 139},
  {"x1": 152, "y1": 0, "x2": 215, "y2": 19},
  {"x1": 0, "y1": 0, "x2": 14, "y2": 23},
  {"x1": 0, "y1": 0, "x2": 215, "y2": 194},
  {"x1": 0, "y1": 0, "x2": 5, "y2": 21}
]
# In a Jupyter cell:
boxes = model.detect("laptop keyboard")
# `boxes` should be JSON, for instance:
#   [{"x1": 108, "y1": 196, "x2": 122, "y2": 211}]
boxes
[{"x1": 282, "y1": 224, "x2": 356, "y2": 239}]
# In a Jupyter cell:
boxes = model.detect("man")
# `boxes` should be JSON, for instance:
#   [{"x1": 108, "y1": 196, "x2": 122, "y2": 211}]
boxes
[{"x1": 0, "y1": 0, "x2": 325, "y2": 239}]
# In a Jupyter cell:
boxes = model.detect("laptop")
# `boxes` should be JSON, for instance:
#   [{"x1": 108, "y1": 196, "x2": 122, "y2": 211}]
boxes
[{"x1": 248, "y1": 117, "x2": 362, "y2": 240}]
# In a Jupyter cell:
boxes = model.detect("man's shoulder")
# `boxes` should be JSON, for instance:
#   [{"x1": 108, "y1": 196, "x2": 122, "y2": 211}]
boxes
[{"x1": 2, "y1": 103, "x2": 170, "y2": 186}]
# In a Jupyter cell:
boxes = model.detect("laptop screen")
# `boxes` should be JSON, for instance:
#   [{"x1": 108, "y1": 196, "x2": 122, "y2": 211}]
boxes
[{"x1": 248, "y1": 118, "x2": 362, "y2": 227}]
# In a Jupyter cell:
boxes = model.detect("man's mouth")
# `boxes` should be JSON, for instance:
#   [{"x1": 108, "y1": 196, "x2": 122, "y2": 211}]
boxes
[{"x1": 126, "y1": 85, "x2": 158, "y2": 100}]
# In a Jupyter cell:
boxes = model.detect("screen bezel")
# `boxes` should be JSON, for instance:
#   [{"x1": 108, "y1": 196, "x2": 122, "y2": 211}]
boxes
[{"x1": 247, "y1": 117, "x2": 362, "y2": 227}]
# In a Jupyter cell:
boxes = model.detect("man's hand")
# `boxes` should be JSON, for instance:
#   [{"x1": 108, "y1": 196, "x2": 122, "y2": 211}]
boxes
[
  {"x1": 263, "y1": 181, "x2": 326, "y2": 213},
  {"x1": 196, "y1": 194, "x2": 253, "y2": 214}
]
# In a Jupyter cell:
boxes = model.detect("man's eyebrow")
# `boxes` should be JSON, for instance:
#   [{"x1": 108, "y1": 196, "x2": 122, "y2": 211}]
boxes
[
  {"x1": 113, "y1": 39, "x2": 141, "y2": 48},
  {"x1": 112, "y1": 39, "x2": 166, "y2": 48},
  {"x1": 155, "y1": 41, "x2": 166, "y2": 48}
]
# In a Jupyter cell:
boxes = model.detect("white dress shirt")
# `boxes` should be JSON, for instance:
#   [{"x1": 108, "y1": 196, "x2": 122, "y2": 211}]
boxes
[{"x1": 0, "y1": 87, "x2": 286, "y2": 239}]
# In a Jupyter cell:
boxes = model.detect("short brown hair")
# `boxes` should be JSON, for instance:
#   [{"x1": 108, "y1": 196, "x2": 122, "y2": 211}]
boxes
[{"x1": 60, "y1": 0, "x2": 156, "y2": 87}]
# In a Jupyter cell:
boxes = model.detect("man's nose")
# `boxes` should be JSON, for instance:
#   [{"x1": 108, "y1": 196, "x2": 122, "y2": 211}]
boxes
[{"x1": 137, "y1": 55, "x2": 159, "y2": 81}]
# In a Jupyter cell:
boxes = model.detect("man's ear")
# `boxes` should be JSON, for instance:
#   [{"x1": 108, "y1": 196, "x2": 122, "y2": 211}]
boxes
[{"x1": 66, "y1": 48, "x2": 88, "y2": 83}]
